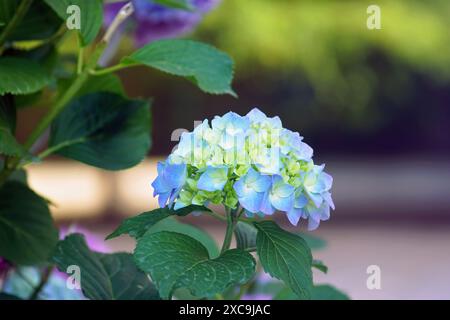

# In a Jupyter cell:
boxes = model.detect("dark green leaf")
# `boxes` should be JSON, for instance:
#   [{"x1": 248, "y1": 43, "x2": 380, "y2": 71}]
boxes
[
  {"x1": 134, "y1": 231, "x2": 256, "y2": 299},
  {"x1": 0, "y1": 128, "x2": 27, "y2": 157},
  {"x1": 77, "y1": 74, "x2": 126, "y2": 98},
  {"x1": 122, "y1": 40, "x2": 236, "y2": 96},
  {"x1": 44, "y1": 0, "x2": 102, "y2": 46},
  {"x1": 311, "y1": 284, "x2": 350, "y2": 300},
  {"x1": 8, "y1": 1, "x2": 62, "y2": 41},
  {"x1": 254, "y1": 221, "x2": 313, "y2": 299},
  {"x1": 0, "y1": 293, "x2": 22, "y2": 300},
  {"x1": 52, "y1": 234, "x2": 160, "y2": 300},
  {"x1": 0, "y1": 57, "x2": 51, "y2": 95},
  {"x1": 106, "y1": 205, "x2": 210, "y2": 240},
  {"x1": 49, "y1": 92, "x2": 151, "y2": 170},
  {"x1": 234, "y1": 221, "x2": 257, "y2": 250},
  {"x1": 312, "y1": 259, "x2": 328, "y2": 274},
  {"x1": 0, "y1": 181, "x2": 58, "y2": 265},
  {"x1": 147, "y1": 217, "x2": 219, "y2": 258},
  {"x1": 0, "y1": 94, "x2": 15, "y2": 132}
]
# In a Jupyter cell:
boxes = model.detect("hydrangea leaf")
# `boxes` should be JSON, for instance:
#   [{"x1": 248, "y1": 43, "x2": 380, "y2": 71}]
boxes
[
  {"x1": 0, "y1": 57, "x2": 51, "y2": 95},
  {"x1": 134, "y1": 231, "x2": 256, "y2": 299},
  {"x1": 122, "y1": 39, "x2": 236, "y2": 96},
  {"x1": 275, "y1": 284, "x2": 350, "y2": 300},
  {"x1": 8, "y1": 1, "x2": 62, "y2": 41},
  {"x1": 234, "y1": 221, "x2": 257, "y2": 250},
  {"x1": 0, "y1": 0, "x2": 62, "y2": 42},
  {"x1": 106, "y1": 205, "x2": 211, "y2": 240},
  {"x1": 0, "y1": 293, "x2": 22, "y2": 300},
  {"x1": 254, "y1": 221, "x2": 313, "y2": 299},
  {"x1": 43, "y1": 0, "x2": 102, "y2": 46},
  {"x1": 52, "y1": 234, "x2": 160, "y2": 300},
  {"x1": 49, "y1": 92, "x2": 151, "y2": 170},
  {"x1": 146, "y1": 217, "x2": 219, "y2": 258},
  {"x1": 0, "y1": 128, "x2": 27, "y2": 157},
  {"x1": 0, "y1": 181, "x2": 58, "y2": 265}
]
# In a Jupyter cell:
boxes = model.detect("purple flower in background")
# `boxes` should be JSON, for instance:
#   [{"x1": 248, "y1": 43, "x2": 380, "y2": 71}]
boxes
[
  {"x1": 104, "y1": 0, "x2": 220, "y2": 47},
  {"x1": 0, "y1": 257, "x2": 11, "y2": 279}
]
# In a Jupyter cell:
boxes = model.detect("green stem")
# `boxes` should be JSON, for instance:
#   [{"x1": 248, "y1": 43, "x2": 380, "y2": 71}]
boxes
[
  {"x1": 0, "y1": 0, "x2": 34, "y2": 52},
  {"x1": 77, "y1": 35, "x2": 84, "y2": 75},
  {"x1": 37, "y1": 137, "x2": 86, "y2": 161},
  {"x1": 24, "y1": 42, "x2": 105, "y2": 151},
  {"x1": 221, "y1": 208, "x2": 237, "y2": 253},
  {"x1": 89, "y1": 63, "x2": 139, "y2": 76},
  {"x1": 0, "y1": 43, "x2": 106, "y2": 186},
  {"x1": 29, "y1": 266, "x2": 53, "y2": 300}
]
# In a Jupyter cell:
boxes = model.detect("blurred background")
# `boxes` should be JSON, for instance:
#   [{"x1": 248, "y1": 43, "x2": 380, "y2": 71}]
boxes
[{"x1": 17, "y1": 0, "x2": 450, "y2": 299}]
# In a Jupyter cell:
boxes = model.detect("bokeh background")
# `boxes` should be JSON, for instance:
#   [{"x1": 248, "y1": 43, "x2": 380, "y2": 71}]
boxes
[{"x1": 17, "y1": 0, "x2": 450, "y2": 299}]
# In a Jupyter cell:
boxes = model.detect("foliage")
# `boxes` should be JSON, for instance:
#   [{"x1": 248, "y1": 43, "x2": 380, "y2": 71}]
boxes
[{"x1": 0, "y1": 0, "x2": 348, "y2": 301}]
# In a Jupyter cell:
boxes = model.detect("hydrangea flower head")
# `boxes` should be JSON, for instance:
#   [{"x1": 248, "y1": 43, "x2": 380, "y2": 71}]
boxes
[{"x1": 152, "y1": 108, "x2": 334, "y2": 230}]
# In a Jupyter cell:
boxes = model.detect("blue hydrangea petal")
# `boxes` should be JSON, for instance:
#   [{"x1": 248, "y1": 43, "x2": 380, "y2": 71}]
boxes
[
  {"x1": 151, "y1": 175, "x2": 171, "y2": 196},
  {"x1": 157, "y1": 191, "x2": 171, "y2": 208},
  {"x1": 287, "y1": 207, "x2": 303, "y2": 226},
  {"x1": 252, "y1": 174, "x2": 271, "y2": 193},
  {"x1": 197, "y1": 166, "x2": 228, "y2": 191},
  {"x1": 307, "y1": 190, "x2": 324, "y2": 208},
  {"x1": 239, "y1": 192, "x2": 264, "y2": 213},
  {"x1": 162, "y1": 163, "x2": 187, "y2": 189},
  {"x1": 269, "y1": 192, "x2": 294, "y2": 212},
  {"x1": 260, "y1": 191, "x2": 275, "y2": 215},
  {"x1": 294, "y1": 193, "x2": 309, "y2": 208}
]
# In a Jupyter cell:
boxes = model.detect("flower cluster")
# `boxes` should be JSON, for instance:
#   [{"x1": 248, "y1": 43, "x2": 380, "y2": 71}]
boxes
[
  {"x1": 104, "y1": 0, "x2": 220, "y2": 47},
  {"x1": 152, "y1": 108, "x2": 334, "y2": 230}
]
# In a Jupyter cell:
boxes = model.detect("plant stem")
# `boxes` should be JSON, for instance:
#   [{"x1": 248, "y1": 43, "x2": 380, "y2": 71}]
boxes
[
  {"x1": 29, "y1": 266, "x2": 53, "y2": 300},
  {"x1": 37, "y1": 137, "x2": 87, "y2": 161},
  {"x1": 77, "y1": 35, "x2": 84, "y2": 74},
  {"x1": 90, "y1": 62, "x2": 138, "y2": 76},
  {"x1": 0, "y1": 42, "x2": 106, "y2": 186},
  {"x1": 221, "y1": 208, "x2": 237, "y2": 253},
  {"x1": 0, "y1": 0, "x2": 34, "y2": 53}
]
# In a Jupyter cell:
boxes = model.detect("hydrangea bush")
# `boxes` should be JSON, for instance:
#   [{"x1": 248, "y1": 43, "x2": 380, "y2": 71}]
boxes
[{"x1": 0, "y1": 0, "x2": 348, "y2": 300}]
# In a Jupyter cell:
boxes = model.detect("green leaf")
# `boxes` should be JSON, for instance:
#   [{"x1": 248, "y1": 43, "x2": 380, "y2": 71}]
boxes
[
  {"x1": 122, "y1": 39, "x2": 236, "y2": 96},
  {"x1": 44, "y1": 0, "x2": 102, "y2": 46},
  {"x1": 77, "y1": 74, "x2": 126, "y2": 98},
  {"x1": 0, "y1": 94, "x2": 15, "y2": 132},
  {"x1": 52, "y1": 234, "x2": 160, "y2": 300},
  {"x1": 234, "y1": 221, "x2": 257, "y2": 250},
  {"x1": 0, "y1": 293, "x2": 22, "y2": 300},
  {"x1": 134, "y1": 231, "x2": 256, "y2": 299},
  {"x1": 147, "y1": 217, "x2": 219, "y2": 258},
  {"x1": 153, "y1": 0, "x2": 193, "y2": 10},
  {"x1": 312, "y1": 259, "x2": 328, "y2": 274},
  {"x1": 0, "y1": 181, "x2": 58, "y2": 265},
  {"x1": 49, "y1": 92, "x2": 151, "y2": 170},
  {"x1": 254, "y1": 221, "x2": 313, "y2": 299},
  {"x1": 106, "y1": 205, "x2": 211, "y2": 240},
  {"x1": 0, "y1": 128, "x2": 27, "y2": 157},
  {"x1": 311, "y1": 284, "x2": 350, "y2": 300},
  {"x1": 0, "y1": 57, "x2": 51, "y2": 95},
  {"x1": 8, "y1": 1, "x2": 62, "y2": 41}
]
